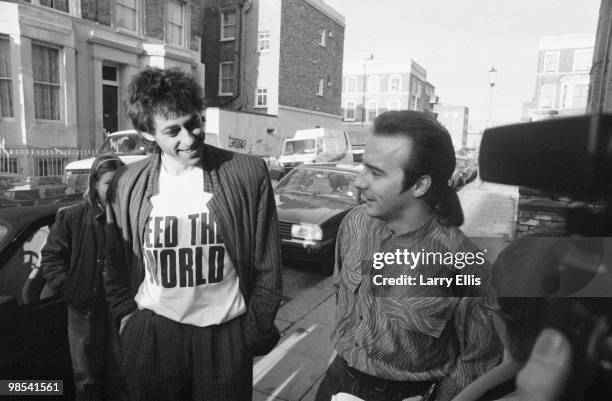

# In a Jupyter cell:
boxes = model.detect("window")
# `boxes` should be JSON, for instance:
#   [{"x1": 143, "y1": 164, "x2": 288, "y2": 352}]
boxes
[
  {"x1": 221, "y1": 11, "x2": 237, "y2": 41},
  {"x1": 346, "y1": 76, "x2": 357, "y2": 92},
  {"x1": 219, "y1": 62, "x2": 234, "y2": 95},
  {"x1": 320, "y1": 29, "x2": 326, "y2": 47},
  {"x1": 389, "y1": 75, "x2": 401, "y2": 92},
  {"x1": 258, "y1": 32, "x2": 270, "y2": 52},
  {"x1": 167, "y1": 0, "x2": 184, "y2": 46},
  {"x1": 0, "y1": 157, "x2": 17, "y2": 174},
  {"x1": 539, "y1": 85, "x2": 556, "y2": 108},
  {"x1": 256, "y1": 88, "x2": 267, "y2": 107},
  {"x1": 573, "y1": 49, "x2": 593, "y2": 72},
  {"x1": 39, "y1": 0, "x2": 68, "y2": 12},
  {"x1": 543, "y1": 51, "x2": 559, "y2": 73},
  {"x1": 32, "y1": 44, "x2": 60, "y2": 120},
  {"x1": 367, "y1": 75, "x2": 379, "y2": 92},
  {"x1": 345, "y1": 101, "x2": 356, "y2": 120},
  {"x1": 366, "y1": 101, "x2": 378, "y2": 121},
  {"x1": 317, "y1": 79, "x2": 324, "y2": 96},
  {"x1": 116, "y1": 0, "x2": 137, "y2": 31},
  {"x1": 572, "y1": 84, "x2": 588, "y2": 109},
  {"x1": 0, "y1": 37, "x2": 13, "y2": 117},
  {"x1": 387, "y1": 100, "x2": 400, "y2": 111}
]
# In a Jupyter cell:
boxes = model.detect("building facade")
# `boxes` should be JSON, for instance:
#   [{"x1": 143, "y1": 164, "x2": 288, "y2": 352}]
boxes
[
  {"x1": 201, "y1": 0, "x2": 345, "y2": 155},
  {"x1": 433, "y1": 104, "x2": 469, "y2": 150},
  {"x1": 340, "y1": 59, "x2": 436, "y2": 129},
  {"x1": 0, "y1": 0, "x2": 204, "y2": 177},
  {"x1": 522, "y1": 34, "x2": 595, "y2": 121}
]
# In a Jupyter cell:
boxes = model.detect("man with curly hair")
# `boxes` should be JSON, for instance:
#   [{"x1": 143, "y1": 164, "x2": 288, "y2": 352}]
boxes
[{"x1": 104, "y1": 67, "x2": 282, "y2": 401}]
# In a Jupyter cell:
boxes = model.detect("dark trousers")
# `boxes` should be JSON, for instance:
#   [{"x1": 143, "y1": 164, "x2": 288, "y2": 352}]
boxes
[
  {"x1": 314, "y1": 356, "x2": 435, "y2": 401},
  {"x1": 68, "y1": 301, "x2": 127, "y2": 401},
  {"x1": 121, "y1": 309, "x2": 253, "y2": 401}
]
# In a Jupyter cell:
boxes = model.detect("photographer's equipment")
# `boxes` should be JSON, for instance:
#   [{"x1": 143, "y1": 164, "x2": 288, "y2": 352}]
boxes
[{"x1": 481, "y1": 114, "x2": 612, "y2": 401}]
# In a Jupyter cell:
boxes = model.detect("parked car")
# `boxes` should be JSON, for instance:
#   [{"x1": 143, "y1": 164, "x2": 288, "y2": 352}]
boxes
[
  {"x1": 256, "y1": 154, "x2": 284, "y2": 180},
  {"x1": 274, "y1": 162, "x2": 364, "y2": 274},
  {"x1": 456, "y1": 155, "x2": 478, "y2": 184},
  {"x1": 0, "y1": 195, "x2": 82, "y2": 399}
]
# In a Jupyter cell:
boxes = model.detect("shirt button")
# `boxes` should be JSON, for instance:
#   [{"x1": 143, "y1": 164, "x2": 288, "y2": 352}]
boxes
[
  {"x1": 355, "y1": 342, "x2": 359, "y2": 347},
  {"x1": 359, "y1": 315, "x2": 363, "y2": 320}
]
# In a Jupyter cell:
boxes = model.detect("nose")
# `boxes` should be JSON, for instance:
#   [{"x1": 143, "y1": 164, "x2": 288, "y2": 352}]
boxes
[
  {"x1": 354, "y1": 170, "x2": 367, "y2": 190},
  {"x1": 178, "y1": 125, "x2": 199, "y2": 148}
]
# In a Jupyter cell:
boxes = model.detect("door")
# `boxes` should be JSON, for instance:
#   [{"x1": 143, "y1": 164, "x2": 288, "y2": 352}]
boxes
[{"x1": 103, "y1": 85, "x2": 118, "y2": 134}]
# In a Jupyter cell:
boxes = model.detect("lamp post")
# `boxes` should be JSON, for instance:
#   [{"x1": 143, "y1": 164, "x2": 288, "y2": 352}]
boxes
[
  {"x1": 487, "y1": 65, "x2": 497, "y2": 128},
  {"x1": 361, "y1": 54, "x2": 374, "y2": 127}
]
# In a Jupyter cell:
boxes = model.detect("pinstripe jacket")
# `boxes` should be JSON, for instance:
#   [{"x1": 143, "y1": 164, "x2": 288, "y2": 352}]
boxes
[{"x1": 104, "y1": 144, "x2": 283, "y2": 356}]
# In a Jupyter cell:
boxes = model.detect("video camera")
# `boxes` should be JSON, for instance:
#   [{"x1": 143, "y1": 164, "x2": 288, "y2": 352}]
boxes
[{"x1": 479, "y1": 114, "x2": 612, "y2": 401}]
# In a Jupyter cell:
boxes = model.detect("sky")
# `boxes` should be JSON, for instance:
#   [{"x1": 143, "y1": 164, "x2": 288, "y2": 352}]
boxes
[{"x1": 324, "y1": 0, "x2": 601, "y2": 124}]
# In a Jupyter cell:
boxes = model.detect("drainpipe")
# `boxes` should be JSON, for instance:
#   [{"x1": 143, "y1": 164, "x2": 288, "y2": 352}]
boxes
[{"x1": 219, "y1": 0, "x2": 252, "y2": 108}]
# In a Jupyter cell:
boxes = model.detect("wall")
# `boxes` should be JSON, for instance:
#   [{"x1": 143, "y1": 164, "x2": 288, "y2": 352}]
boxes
[{"x1": 278, "y1": 0, "x2": 344, "y2": 116}]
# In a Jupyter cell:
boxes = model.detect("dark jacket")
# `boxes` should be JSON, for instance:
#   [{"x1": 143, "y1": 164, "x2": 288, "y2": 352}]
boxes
[
  {"x1": 41, "y1": 201, "x2": 106, "y2": 311},
  {"x1": 104, "y1": 144, "x2": 283, "y2": 356}
]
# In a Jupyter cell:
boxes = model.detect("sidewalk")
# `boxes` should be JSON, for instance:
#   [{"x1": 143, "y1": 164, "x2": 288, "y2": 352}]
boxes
[{"x1": 253, "y1": 181, "x2": 519, "y2": 401}]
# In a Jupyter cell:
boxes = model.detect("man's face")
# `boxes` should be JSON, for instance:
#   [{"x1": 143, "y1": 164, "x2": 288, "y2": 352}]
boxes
[
  {"x1": 355, "y1": 135, "x2": 417, "y2": 222},
  {"x1": 143, "y1": 111, "x2": 204, "y2": 169}
]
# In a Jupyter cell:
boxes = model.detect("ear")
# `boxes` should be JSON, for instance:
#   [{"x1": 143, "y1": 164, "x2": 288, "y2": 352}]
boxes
[
  {"x1": 140, "y1": 131, "x2": 156, "y2": 142},
  {"x1": 412, "y1": 175, "x2": 432, "y2": 198}
]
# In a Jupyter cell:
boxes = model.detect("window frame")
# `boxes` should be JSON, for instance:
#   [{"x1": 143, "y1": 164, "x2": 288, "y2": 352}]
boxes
[
  {"x1": 571, "y1": 83, "x2": 588, "y2": 109},
  {"x1": 320, "y1": 29, "x2": 326, "y2": 47},
  {"x1": 573, "y1": 49, "x2": 593, "y2": 72},
  {"x1": 317, "y1": 78, "x2": 324, "y2": 96},
  {"x1": 38, "y1": 0, "x2": 69, "y2": 13},
  {"x1": 32, "y1": 43, "x2": 61, "y2": 121},
  {"x1": 539, "y1": 84, "x2": 556, "y2": 109},
  {"x1": 258, "y1": 31, "x2": 270, "y2": 52},
  {"x1": 345, "y1": 101, "x2": 356, "y2": 121},
  {"x1": 543, "y1": 51, "x2": 560, "y2": 73},
  {"x1": 346, "y1": 76, "x2": 357, "y2": 93},
  {"x1": 166, "y1": 0, "x2": 185, "y2": 47},
  {"x1": 388, "y1": 74, "x2": 401, "y2": 92},
  {"x1": 366, "y1": 101, "x2": 378, "y2": 122},
  {"x1": 115, "y1": 0, "x2": 138, "y2": 32},
  {"x1": 220, "y1": 10, "x2": 237, "y2": 42},
  {"x1": 0, "y1": 36, "x2": 14, "y2": 118},
  {"x1": 218, "y1": 62, "x2": 234, "y2": 96},
  {"x1": 255, "y1": 88, "x2": 268, "y2": 107}
]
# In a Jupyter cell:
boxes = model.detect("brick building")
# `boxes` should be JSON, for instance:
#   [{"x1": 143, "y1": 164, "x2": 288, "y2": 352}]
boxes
[
  {"x1": 340, "y1": 59, "x2": 436, "y2": 129},
  {"x1": 588, "y1": 0, "x2": 612, "y2": 113},
  {"x1": 0, "y1": 0, "x2": 204, "y2": 177},
  {"x1": 521, "y1": 34, "x2": 594, "y2": 121},
  {"x1": 201, "y1": 0, "x2": 345, "y2": 154},
  {"x1": 433, "y1": 104, "x2": 469, "y2": 150}
]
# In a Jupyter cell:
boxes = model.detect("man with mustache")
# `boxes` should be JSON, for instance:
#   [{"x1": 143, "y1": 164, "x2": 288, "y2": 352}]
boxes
[
  {"x1": 104, "y1": 67, "x2": 282, "y2": 401},
  {"x1": 315, "y1": 110, "x2": 501, "y2": 401}
]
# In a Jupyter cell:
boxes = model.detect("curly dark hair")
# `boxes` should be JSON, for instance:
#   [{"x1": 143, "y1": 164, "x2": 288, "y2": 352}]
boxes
[
  {"x1": 372, "y1": 110, "x2": 464, "y2": 227},
  {"x1": 126, "y1": 67, "x2": 205, "y2": 134}
]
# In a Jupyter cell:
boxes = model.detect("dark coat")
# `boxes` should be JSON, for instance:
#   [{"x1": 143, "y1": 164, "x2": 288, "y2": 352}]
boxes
[
  {"x1": 104, "y1": 144, "x2": 283, "y2": 356},
  {"x1": 41, "y1": 201, "x2": 106, "y2": 311}
]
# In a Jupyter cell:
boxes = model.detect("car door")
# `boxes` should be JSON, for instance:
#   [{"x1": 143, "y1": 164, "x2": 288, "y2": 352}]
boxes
[{"x1": 0, "y1": 214, "x2": 74, "y2": 398}]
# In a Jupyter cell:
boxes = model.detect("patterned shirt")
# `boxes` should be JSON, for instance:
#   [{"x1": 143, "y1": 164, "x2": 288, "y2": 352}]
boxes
[{"x1": 333, "y1": 206, "x2": 501, "y2": 401}]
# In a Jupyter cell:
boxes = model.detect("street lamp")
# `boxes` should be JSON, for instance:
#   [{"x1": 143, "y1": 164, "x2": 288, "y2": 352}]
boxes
[
  {"x1": 487, "y1": 65, "x2": 497, "y2": 127},
  {"x1": 361, "y1": 54, "x2": 374, "y2": 127}
]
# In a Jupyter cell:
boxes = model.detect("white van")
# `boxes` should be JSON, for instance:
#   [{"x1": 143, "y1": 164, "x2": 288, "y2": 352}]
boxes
[
  {"x1": 279, "y1": 128, "x2": 352, "y2": 173},
  {"x1": 64, "y1": 130, "x2": 221, "y2": 191}
]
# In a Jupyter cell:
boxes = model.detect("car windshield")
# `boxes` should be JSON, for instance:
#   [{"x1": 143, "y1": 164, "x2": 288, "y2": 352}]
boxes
[
  {"x1": 277, "y1": 168, "x2": 358, "y2": 202},
  {"x1": 282, "y1": 139, "x2": 316, "y2": 155},
  {"x1": 99, "y1": 133, "x2": 148, "y2": 155}
]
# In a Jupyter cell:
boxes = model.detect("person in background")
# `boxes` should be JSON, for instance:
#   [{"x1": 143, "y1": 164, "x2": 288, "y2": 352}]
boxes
[
  {"x1": 41, "y1": 154, "x2": 127, "y2": 401},
  {"x1": 315, "y1": 110, "x2": 501, "y2": 401}
]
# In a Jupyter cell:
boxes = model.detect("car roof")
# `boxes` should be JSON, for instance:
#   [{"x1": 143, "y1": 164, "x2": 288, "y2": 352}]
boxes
[
  {"x1": 107, "y1": 130, "x2": 138, "y2": 137},
  {"x1": 298, "y1": 162, "x2": 364, "y2": 173}
]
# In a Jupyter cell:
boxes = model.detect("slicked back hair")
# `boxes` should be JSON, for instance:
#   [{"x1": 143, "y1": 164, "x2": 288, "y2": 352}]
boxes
[
  {"x1": 372, "y1": 110, "x2": 464, "y2": 227},
  {"x1": 126, "y1": 67, "x2": 205, "y2": 134}
]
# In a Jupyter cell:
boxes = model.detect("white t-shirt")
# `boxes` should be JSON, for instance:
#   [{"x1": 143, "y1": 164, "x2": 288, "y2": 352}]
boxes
[{"x1": 135, "y1": 166, "x2": 246, "y2": 327}]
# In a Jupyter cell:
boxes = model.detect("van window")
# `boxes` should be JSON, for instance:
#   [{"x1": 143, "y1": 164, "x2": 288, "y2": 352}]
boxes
[{"x1": 282, "y1": 139, "x2": 315, "y2": 155}]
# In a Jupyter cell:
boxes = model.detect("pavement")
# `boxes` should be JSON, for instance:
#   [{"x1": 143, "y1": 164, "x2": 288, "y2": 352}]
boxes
[{"x1": 252, "y1": 179, "x2": 519, "y2": 401}]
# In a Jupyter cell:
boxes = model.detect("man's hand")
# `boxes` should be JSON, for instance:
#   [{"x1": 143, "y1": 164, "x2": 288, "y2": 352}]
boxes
[{"x1": 516, "y1": 329, "x2": 572, "y2": 401}]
